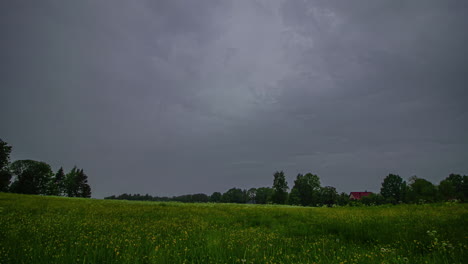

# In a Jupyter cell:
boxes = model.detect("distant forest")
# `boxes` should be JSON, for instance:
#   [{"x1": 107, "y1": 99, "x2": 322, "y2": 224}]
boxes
[
  {"x1": 0, "y1": 139, "x2": 91, "y2": 197},
  {"x1": 105, "y1": 171, "x2": 467, "y2": 206},
  {"x1": 1, "y1": 138, "x2": 466, "y2": 206}
]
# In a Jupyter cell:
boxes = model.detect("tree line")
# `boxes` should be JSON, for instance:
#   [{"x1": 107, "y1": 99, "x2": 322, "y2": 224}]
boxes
[
  {"x1": 106, "y1": 171, "x2": 467, "y2": 206},
  {"x1": 3, "y1": 137, "x2": 466, "y2": 205},
  {"x1": 0, "y1": 139, "x2": 91, "y2": 197}
]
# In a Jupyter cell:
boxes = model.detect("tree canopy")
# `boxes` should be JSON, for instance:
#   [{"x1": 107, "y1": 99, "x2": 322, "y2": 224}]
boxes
[
  {"x1": 439, "y1": 174, "x2": 467, "y2": 201},
  {"x1": 272, "y1": 171, "x2": 288, "y2": 204},
  {"x1": 2, "y1": 138, "x2": 467, "y2": 206},
  {"x1": 407, "y1": 177, "x2": 437, "y2": 203},
  {"x1": 0, "y1": 139, "x2": 92, "y2": 198},
  {"x1": 255, "y1": 187, "x2": 273, "y2": 204},
  {"x1": 290, "y1": 173, "x2": 321, "y2": 206},
  {"x1": 0, "y1": 139, "x2": 12, "y2": 192},
  {"x1": 10, "y1": 160, "x2": 53, "y2": 195},
  {"x1": 380, "y1": 174, "x2": 406, "y2": 203},
  {"x1": 65, "y1": 167, "x2": 92, "y2": 198}
]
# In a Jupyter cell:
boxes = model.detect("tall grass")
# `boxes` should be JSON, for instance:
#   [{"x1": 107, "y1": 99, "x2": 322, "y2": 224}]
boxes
[{"x1": 0, "y1": 193, "x2": 466, "y2": 263}]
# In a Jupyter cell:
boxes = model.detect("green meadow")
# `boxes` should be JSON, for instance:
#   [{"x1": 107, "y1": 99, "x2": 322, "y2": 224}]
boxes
[{"x1": 0, "y1": 193, "x2": 466, "y2": 264}]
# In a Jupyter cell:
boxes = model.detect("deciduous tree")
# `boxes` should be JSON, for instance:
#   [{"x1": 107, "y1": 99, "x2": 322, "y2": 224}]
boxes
[
  {"x1": 407, "y1": 177, "x2": 437, "y2": 203},
  {"x1": 288, "y1": 188, "x2": 301, "y2": 205},
  {"x1": 290, "y1": 173, "x2": 321, "y2": 206},
  {"x1": 272, "y1": 171, "x2": 288, "y2": 204},
  {"x1": 221, "y1": 188, "x2": 247, "y2": 203},
  {"x1": 337, "y1": 192, "x2": 350, "y2": 206},
  {"x1": 210, "y1": 192, "x2": 222, "y2": 203},
  {"x1": 380, "y1": 174, "x2": 406, "y2": 203},
  {"x1": 255, "y1": 187, "x2": 273, "y2": 204},
  {"x1": 319, "y1": 186, "x2": 338, "y2": 206},
  {"x1": 0, "y1": 139, "x2": 12, "y2": 192},
  {"x1": 439, "y1": 174, "x2": 466, "y2": 201},
  {"x1": 10, "y1": 160, "x2": 53, "y2": 195},
  {"x1": 247, "y1": 188, "x2": 257, "y2": 203},
  {"x1": 360, "y1": 193, "x2": 385, "y2": 206}
]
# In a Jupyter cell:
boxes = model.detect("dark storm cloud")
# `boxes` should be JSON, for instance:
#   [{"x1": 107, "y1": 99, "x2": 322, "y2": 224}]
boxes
[{"x1": 1, "y1": 0, "x2": 467, "y2": 197}]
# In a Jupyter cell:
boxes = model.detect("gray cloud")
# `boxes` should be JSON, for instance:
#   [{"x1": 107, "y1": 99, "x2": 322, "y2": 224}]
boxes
[{"x1": 1, "y1": 0, "x2": 467, "y2": 197}]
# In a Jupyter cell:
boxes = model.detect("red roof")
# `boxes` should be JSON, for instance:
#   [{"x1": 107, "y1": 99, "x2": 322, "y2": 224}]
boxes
[{"x1": 349, "y1": 192, "x2": 373, "y2": 200}]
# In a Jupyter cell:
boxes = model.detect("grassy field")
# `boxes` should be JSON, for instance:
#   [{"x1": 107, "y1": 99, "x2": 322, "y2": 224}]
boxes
[{"x1": 0, "y1": 193, "x2": 467, "y2": 264}]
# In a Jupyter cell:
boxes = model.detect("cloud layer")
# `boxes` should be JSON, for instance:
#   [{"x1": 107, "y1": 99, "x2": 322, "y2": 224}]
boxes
[{"x1": 1, "y1": 0, "x2": 467, "y2": 197}]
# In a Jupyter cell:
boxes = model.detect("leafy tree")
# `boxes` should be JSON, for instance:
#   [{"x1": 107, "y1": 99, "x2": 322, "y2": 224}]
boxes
[
  {"x1": 272, "y1": 171, "x2": 288, "y2": 204},
  {"x1": 407, "y1": 177, "x2": 437, "y2": 203},
  {"x1": 191, "y1": 193, "x2": 209, "y2": 203},
  {"x1": 360, "y1": 193, "x2": 385, "y2": 206},
  {"x1": 290, "y1": 173, "x2": 321, "y2": 206},
  {"x1": 288, "y1": 187, "x2": 301, "y2": 205},
  {"x1": 380, "y1": 174, "x2": 406, "y2": 203},
  {"x1": 439, "y1": 174, "x2": 466, "y2": 201},
  {"x1": 10, "y1": 160, "x2": 53, "y2": 195},
  {"x1": 439, "y1": 178, "x2": 456, "y2": 201},
  {"x1": 0, "y1": 170, "x2": 11, "y2": 192},
  {"x1": 247, "y1": 188, "x2": 257, "y2": 203},
  {"x1": 463, "y1": 175, "x2": 468, "y2": 202},
  {"x1": 337, "y1": 192, "x2": 350, "y2": 206},
  {"x1": 255, "y1": 187, "x2": 273, "y2": 204},
  {"x1": 319, "y1": 186, "x2": 338, "y2": 206},
  {"x1": 210, "y1": 192, "x2": 222, "y2": 203},
  {"x1": 0, "y1": 139, "x2": 12, "y2": 192},
  {"x1": 221, "y1": 188, "x2": 247, "y2": 203}
]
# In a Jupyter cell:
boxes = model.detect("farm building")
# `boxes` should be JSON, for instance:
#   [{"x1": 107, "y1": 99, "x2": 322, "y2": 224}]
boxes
[{"x1": 349, "y1": 191, "x2": 373, "y2": 200}]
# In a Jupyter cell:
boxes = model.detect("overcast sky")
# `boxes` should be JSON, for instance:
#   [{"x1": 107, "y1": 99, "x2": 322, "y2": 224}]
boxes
[{"x1": 1, "y1": 0, "x2": 467, "y2": 198}]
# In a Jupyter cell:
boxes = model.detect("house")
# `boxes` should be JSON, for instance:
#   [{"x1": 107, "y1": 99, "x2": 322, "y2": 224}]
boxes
[{"x1": 349, "y1": 191, "x2": 373, "y2": 200}]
